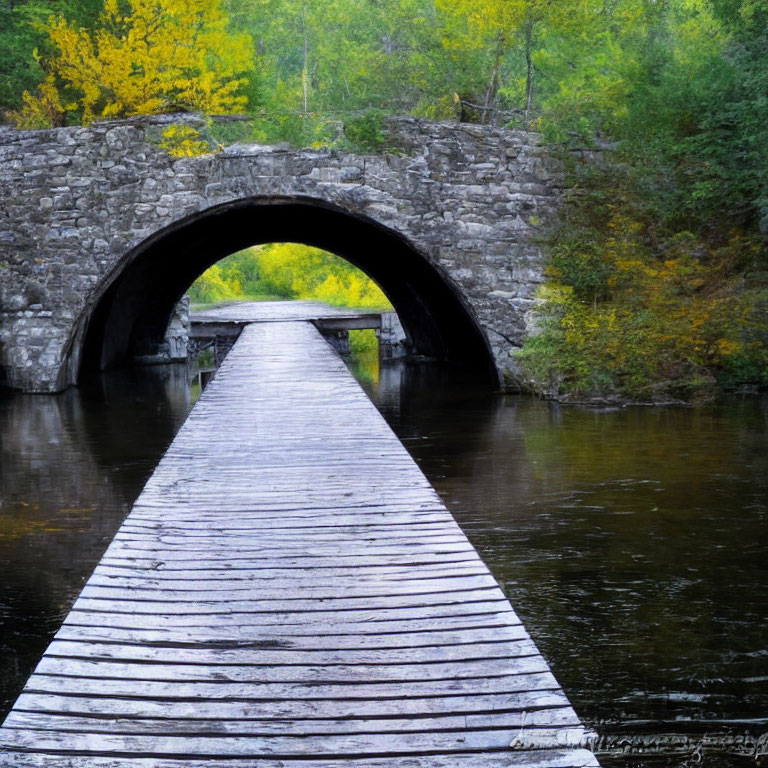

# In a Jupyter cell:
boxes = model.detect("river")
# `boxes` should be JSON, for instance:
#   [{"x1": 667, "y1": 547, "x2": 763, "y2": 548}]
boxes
[{"x1": 1, "y1": 355, "x2": 766, "y2": 767}]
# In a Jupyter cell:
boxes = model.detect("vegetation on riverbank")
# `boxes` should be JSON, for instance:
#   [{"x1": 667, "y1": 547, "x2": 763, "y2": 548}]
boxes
[
  {"x1": 516, "y1": 163, "x2": 768, "y2": 403},
  {"x1": 1, "y1": 0, "x2": 765, "y2": 400},
  {"x1": 188, "y1": 242, "x2": 391, "y2": 310},
  {"x1": 514, "y1": 1, "x2": 768, "y2": 402}
]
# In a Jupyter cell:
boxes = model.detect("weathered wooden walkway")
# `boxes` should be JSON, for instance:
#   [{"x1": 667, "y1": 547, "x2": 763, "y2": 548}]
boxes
[
  {"x1": 189, "y1": 301, "x2": 393, "y2": 367},
  {"x1": 191, "y1": 300, "x2": 386, "y2": 327},
  {"x1": 0, "y1": 320, "x2": 599, "y2": 767}
]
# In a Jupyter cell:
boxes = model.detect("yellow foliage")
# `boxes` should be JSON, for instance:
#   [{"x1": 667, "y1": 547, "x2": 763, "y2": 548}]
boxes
[
  {"x1": 519, "y1": 184, "x2": 768, "y2": 401},
  {"x1": 191, "y1": 263, "x2": 243, "y2": 304},
  {"x1": 254, "y1": 243, "x2": 392, "y2": 310},
  {"x1": 189, "y1": 243, "x2": 393, "y2": 312},
  {"x1": 159, "y1": 125, "x2": 211, "y2": 157},
  {"x1": 11, "y1": 74, "x2": 64, "y2": 128},
  {"x1": 12, "y1": 0, "x2": 254, "y2": 128}
]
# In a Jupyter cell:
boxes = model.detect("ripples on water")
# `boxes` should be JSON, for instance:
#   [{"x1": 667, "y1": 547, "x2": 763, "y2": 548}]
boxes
[
  {"x1": 0, "y1": 358, "x2": 766, "y2": 768},
  {"x1": 0, "y1": 366, "x2": 192, "y2": 715},
  {"x1": 361, "y1": 364, "x2": 768, "y2": 768}
]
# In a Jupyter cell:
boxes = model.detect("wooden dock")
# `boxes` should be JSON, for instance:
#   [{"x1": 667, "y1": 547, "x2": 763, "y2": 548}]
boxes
[
  {"x1": 189, "y1": 300, "x2": 395, "y2": 366},
  {"x1": 189, "y1": 300, "x2": 386, "y2": 339},
  {"x1": 0, "y1": 320, "x2": 599, "y2": 767}
]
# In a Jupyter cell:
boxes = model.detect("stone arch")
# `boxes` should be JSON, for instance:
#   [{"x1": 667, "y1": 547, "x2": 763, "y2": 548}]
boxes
[{"x1": 74, "y1": 196, "x2": 501, "y2": 387}]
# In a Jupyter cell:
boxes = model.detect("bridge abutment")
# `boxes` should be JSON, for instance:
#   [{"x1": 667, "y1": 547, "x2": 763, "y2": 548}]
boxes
[{"x1": 0, "y1": 115, "x2": 562, "y2": 392}]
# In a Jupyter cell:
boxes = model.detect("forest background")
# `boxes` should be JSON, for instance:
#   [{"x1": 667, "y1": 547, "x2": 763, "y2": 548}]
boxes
[{"x1": 1, "y1": 0, "x2": 766, "y2": 401}]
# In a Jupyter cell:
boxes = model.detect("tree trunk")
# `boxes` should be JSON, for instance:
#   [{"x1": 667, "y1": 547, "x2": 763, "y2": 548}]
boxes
[
  {"x1": 482, "y1": 33, "x2": 505, "y2": 124},
  {"x1": 301, "y1": 1, "x2": 309, "y2": 115},
  {"x1": 524, "y1": 18, "x2": 535, "y2": 129}
]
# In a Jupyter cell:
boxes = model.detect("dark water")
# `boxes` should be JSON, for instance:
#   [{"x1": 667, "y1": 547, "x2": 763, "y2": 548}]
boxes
[
  {"x1": 0, "y1": 366, "x2": 193, "y2": 716},
  {"x1": 1, "y1": 359, "x2": 767, "y2": 767},
  {"x1": 360, "y1": 363, "x2": 768, "y2": 767}
]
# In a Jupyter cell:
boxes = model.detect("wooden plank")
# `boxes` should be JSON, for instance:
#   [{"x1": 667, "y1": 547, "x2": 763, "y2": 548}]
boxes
[
  {"x1": 0, "y1": 320, "x2": 597, "y2": 767},
  {"x1": 100, "y1": 539, "x2": 478, "y2": 559},
  {"x1": 85, "y1": 564, "x2": 493, "y2": 588},
  {"x1": 130, "y1": 499, "x2": 444, "y2": 516},
  {"x1": 114, "y1": 521, "x2": 463, "y2": 537},
  {"x1": 53, "y1": 624, "x2": 528, "y2": 647},
  {"x1": 56, "y1": 612, "x2": 522, "y2": 636},
  {"x1": 4, "y1": 708, "x2": 581, "y2": 735},
  {"x1": 0, "y1": 749, "x2": 601, "y2": 768},
  {"x1": 79, "y1": 573, "x2": 499, "y2": 597},
  {"x1": 10, "y1": 689, "x2": 576, "y2": 720},
  {"x1": 0, "y1": 726, "x2": 595, "y2": 757},
  {"x1": 41, "y1": 639, "x2": 536, "y2": 666},
  {"x1": 109, "y1": 532, "x2": 471, "y2": 548},
  {"x1": 30, "y1": 656, "x2": 550, "y2": 684},
  {"x1": 61, "y1": 610, "x2": 516, "y2": 634},
  {"x1": 71, "y1": 587, "x2": 504, "y2": 612},
  {"x1": 92, "y1": 559, "x2": 487, "y2": 576},
  {"x1": 96, "y1": 555, "x2": 485, "y2": 572},
  {"x1": 88, "y1": 564, "x2": 492, "y2": 583},
  {"x1": 124, "y1": 509, "x2": 451, "y2": 525},
  {"x1": 22, "y1": 671, "x2": 563, "y2": 700}
]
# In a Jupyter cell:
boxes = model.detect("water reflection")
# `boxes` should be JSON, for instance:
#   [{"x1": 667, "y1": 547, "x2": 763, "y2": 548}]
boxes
[
  {"x1": 365, "y1": 378, "x2": 768, "y2": 766},
  {"x1": 0, "y1": 365, "x2": 193, "y2": 714},
  {"x1": 0, "y1": 358, "x2": 766, "y2": 768}
]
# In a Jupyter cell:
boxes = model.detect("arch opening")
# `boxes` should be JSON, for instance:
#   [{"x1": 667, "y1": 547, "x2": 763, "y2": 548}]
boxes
[{"x1": 76, "y1": 197, "x2": 500, "y2": 387}]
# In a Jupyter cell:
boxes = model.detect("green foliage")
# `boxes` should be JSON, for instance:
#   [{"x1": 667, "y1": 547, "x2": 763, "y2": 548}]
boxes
[
  {"x1": 253, "y1": 243, "x2": 392, "y2": 308},
  {"x1": 349, "y1": 328, "x2": 378, "y2": 357},
  {"x1": 187, "y1": 247, "x2": 264, "y2": 304},
  {"x1": 216, "y1": 0, "x2": 458, "y2": 147},
  {"x1": 548, "y1": 236, "x2": 616, "y2": 305},
  {"x1": 0, "y1": 0, "x2": 103, "y2": 111},
  {"x1": 187, "y1": 263, "x2": 241, "y2": 305},
  {"x1": 250, "y1": 110, "x2": 340, "y2": 149},
  {"x1": 346, "y1": 329, "x2": 380, "y2": 386},
  {"x1": 511, "y1": 0, "x2": 768, "y2": 401},
  {"x1": 0, "y1": 4, "x2": 42, "y2": 110},
  {"x1": 517, "y1": 167, "x2": 768, "y2": 402},
  {"x1": 341, "y1": 109, "x2": 387, "y2": 152},
  {"x1": 188, "y1": 243, "x2": 392, "y2": 311},
  {"x1": 530, "y1": 0, "x2": 768, "y2": 234}
]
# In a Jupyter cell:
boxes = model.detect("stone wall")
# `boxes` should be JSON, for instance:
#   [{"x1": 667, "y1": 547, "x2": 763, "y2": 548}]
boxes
[
  {"x1": 0, "y1": 114, "x2": 563, "y2": 392},
  {"x1": 379, "y1": 312, "x2": 408, "y2": 359}
]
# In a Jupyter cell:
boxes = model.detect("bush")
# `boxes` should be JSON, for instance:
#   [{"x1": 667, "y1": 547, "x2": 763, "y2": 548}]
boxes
[
  {"x1": 342, "y1": 109, "x2": 388, "y2": 152},
  {"x1": 516, "y1": 166, "x2": 768, "y2": 402}
]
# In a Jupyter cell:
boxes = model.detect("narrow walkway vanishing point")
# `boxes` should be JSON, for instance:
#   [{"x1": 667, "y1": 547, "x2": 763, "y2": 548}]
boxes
[{"x1": 0, "y1": 320, "x2": 600, "y2": 767}]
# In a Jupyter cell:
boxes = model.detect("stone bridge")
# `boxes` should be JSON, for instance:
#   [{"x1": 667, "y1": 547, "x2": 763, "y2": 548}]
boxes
[{"x1": 0, "y1": 115, "x2": 563, "y2": 393}]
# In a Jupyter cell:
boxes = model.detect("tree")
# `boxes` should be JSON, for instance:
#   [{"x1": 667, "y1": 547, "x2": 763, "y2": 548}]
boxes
[
  {"x1": 436, "y1": 0, "x2": 599, "y2": 125},
  {"x1": 0, "y1": 0, "x2": 103, "y2": 111},
  {"x1": 12, "y1": 0, "x2": 255, "y2": 127}
]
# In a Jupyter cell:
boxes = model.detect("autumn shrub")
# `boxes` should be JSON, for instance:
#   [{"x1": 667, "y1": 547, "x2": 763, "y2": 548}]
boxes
[
  {"x1": 10, "y1": 0, "x2": 254, "y2": 128},
  {"x1": 253, "y1": 243, "x2": 392, "y2": 309},
  {"x1": 517, "y1": 166, "x2": 768, "y2": 402},
  {"x1": 187, "y1": 264, "x2": 243, "y2": 305},
  {"x1": 158, "y1": 125, "x2": 211, "y2": 157}
]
